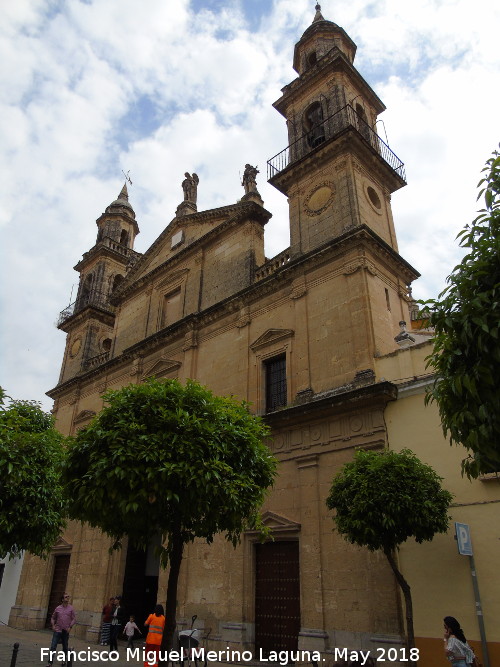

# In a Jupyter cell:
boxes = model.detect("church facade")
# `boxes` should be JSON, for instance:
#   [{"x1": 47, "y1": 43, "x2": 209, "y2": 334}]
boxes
[{"x1": 11, "y1": 6, "x2": 500, "y2": 664}]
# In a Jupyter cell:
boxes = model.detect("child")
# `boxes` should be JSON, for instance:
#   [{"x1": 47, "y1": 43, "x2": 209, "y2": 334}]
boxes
[{"x1": 123, "y1": 615, "x2": 142, "y2": 649}]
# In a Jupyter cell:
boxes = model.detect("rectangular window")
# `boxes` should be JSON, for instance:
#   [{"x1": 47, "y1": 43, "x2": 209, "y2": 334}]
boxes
[
  {"x1": 161, "y1": 289, "x2": 181, "y2": 328},
  {"x1": 265, "y1": 355, "x2": 287, "y2": 413},
  {"x1": 0, "y1": 563, "x2": 4, "y2": 588}
]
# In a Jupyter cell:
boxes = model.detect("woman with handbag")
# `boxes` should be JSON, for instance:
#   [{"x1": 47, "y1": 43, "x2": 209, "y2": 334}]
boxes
[{"x1": 443, "y1": 616, "x2": 479, "y2": 667}]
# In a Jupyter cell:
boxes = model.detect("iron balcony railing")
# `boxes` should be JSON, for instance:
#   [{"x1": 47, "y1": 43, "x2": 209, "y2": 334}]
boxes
[
  {"x1": 57, "y1": 290, "x2": 115, "y2": 327},
  {"x1": 267, "y1": 104, "x2": 406, "y2": 183}
]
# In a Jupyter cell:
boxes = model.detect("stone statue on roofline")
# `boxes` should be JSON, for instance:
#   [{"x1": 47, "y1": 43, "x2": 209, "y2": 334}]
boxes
[
  {"x1": 242, "y1": 164, "x2": 259, "y2": 194},
  {"x1": 182, "y1": 172, "x2": 199, "y2": 203},
  {"x1": 240, "y1": 164, "x2": 264, "y2": 206},
  {"x1": 176, "y1": 172, "x2": 199, "y2": 217}
]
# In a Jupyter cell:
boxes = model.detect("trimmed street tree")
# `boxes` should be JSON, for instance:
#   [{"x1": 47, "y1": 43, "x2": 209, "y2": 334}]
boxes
[
  {"x1": 326, "y1": 448, "x2": 452, "y2": 651},
  {"x1": 422, "y1": 147, "x2": 500, "y2": 477},
  {"x1": 63, "y1": 378, "x2": 277, "y2": 650},
  {"x1": 0, "y1": 388, "x2": 67, "y2": 559}
]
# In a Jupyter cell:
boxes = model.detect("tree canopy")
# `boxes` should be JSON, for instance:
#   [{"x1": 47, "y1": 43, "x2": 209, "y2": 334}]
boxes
[
  {"x1": 0, "y1": 388, "x2": 67, "y2": 559},
  {"x1": 326, "y1": 448, "x2": 452, "y2": 649},
  {"x1": 422, "y1": 147, "x2": 500, "y2": 477},
  {"x1": 63, "y1": 378, "x2": 277, "y2": 647}
]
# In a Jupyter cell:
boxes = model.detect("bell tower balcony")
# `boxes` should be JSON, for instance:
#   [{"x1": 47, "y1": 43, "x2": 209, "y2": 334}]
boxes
[
  {"x1": 267, "y1": 104, "x2": 406, "y2": 195},
  {"x1": 57, "y1": 289, "x2": 116, "y2": 329}
]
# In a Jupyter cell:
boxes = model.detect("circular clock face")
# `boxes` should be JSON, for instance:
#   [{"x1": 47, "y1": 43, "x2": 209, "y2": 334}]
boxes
[{"x1": 70, "y1": 338, "x2": 81, "y2": 357}]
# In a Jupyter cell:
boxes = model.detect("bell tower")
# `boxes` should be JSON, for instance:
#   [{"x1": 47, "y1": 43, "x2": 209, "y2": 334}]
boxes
[
  {"x1": 56, "y1": 184, "x2": 141, "y2": 384},
  {"x1": 268, "y1": 4, "x2": 406, "y2": 259}
]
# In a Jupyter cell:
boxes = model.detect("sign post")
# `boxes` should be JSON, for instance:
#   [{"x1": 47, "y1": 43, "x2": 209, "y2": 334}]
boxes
[{"x1": 454, "y1": 522, "x2": 490, "y2": 667}]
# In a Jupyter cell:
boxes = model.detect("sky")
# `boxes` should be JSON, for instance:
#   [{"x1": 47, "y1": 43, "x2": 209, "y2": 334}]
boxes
[{"x1": 1, "y1": 0, "x2": 499, "y2": 411}]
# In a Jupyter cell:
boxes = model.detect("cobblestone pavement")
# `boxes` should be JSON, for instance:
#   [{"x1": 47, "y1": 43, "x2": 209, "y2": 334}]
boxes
[{"x1": 0, "y1": 624, "x2": 140, "y2": 667}]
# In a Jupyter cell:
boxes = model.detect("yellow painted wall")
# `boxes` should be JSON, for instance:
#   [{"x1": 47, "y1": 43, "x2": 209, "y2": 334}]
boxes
[{"x1": 375, "y1": 346, "x2": 500, "y2": 657}]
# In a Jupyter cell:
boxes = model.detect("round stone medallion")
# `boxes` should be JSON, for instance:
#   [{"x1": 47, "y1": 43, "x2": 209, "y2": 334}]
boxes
[
  {"x1": 70, "y1": 337, "x2": 81, "y2": 357},
  {"x1": 305, "y1": 183, "x2": 335, "y2": 216}
]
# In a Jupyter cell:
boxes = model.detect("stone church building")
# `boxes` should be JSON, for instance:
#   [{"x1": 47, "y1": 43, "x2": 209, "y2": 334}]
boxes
[{"x1": 11, "y1": 5, "x2": 444, "y2": 659}]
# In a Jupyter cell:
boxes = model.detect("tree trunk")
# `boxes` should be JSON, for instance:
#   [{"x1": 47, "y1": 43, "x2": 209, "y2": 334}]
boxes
[
  {"x1": 160, "y1": 529, "x2": 184, "y2": 662},
  {"x1": 384, "y1": 547, "x2": 415, "y2": 653}
]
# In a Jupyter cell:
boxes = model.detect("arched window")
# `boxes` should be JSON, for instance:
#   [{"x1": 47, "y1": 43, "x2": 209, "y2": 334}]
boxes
[
  {"x1": 102, "y1": 338, "x2": 112, "y2": 352},
  {"x1": 307, "y1": 51, "x2": 317, "y2": 68},
  {"x1": 303, "y1": 102, "x2": 325, "y2": 148},
  {"x1": 356, "y1": 103, "x2": 371, "y2": 143},
  {"x1": 111, "y1": 274, "x2": 124, "y2": 293},
  {"x1": 79, "y1": 273, "x2": 94, "y2": 307},
  {"x1": 119, "y1": 229, "x2": 129, "y2": 246}
]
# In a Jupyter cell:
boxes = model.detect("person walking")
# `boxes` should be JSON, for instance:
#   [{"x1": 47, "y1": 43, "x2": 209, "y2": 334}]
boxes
[
  {"x1": 443, "y1": 616, "x2": 475, "y2": 666},
  {"x1": 100, "y1": 597, "x2": 114, "y2": 646},
  {"x1": 46, "y1": 593, "x2": 76, "y2": 667},
  {"x1": 123, "y1": 615, "x2": 142, "y2": 649},
  {"x1": 143, "y1": 604, "x2": 165, "y2": 667},
  {"x1": 109, "y1": 596, "x2": 126, "y2": 653}
]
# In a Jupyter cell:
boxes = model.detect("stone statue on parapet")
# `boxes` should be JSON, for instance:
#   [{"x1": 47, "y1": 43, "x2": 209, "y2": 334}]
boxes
[
  {"x1": 176, "y1": 172, "x2": 199, "y2": 217},
  {"x1": 182, "y1": 172, "x2": 199, "y2": 203},
  {"x1": 242, "y1": 164, "x2": 259, "y2": 195}
]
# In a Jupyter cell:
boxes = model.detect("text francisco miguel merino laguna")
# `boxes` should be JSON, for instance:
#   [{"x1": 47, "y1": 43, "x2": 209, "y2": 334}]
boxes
[
  {"x1": 39, "y1": 646, "x2": 402, "y2": 665},
  {"x1": 41, "y1": 648, "x2": 326, "y2": 665}
]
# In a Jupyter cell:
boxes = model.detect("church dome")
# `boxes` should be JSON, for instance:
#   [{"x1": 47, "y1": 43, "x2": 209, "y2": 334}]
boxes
[
  {"x1": 293, "y1": 4, "x2": 357, "y2": 73},
  {"x1": 105, "y1": 183, "x2": 136, "y2": 218},
  {"x1": 300, "y1": 4, "x2": 339, "y2": 40}
]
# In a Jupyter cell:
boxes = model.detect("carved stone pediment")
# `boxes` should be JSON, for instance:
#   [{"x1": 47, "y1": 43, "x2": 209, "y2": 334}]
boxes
[
  {"x1": 260, "y1": 510, "x2": 301, "y2": 532},
  {"x1": 245, "y1": 510, "x2": 301, "y2": 538},
  {"x1": 154, "y1": 268, "x2": 189, "y2": 291},
  {"x1": 73, "y1": 409, "x2": 96, "y2": 424},
  {"x1": 52, "y1": 537, "x2": 73, "y2": 552},
  {"x1": 250, "y1": 329, "x2": 294, "y2": 351},
  {"x1": 143, "y1": 356, "x2": 181, "y2": 380}
]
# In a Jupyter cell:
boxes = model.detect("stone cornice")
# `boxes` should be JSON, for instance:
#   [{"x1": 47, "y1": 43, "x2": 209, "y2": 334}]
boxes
[
  {"x1": 57, "y1": 304, "x2": 116, "y2": 333},
  {"x1": 255, "y1": 224, "x2": 419, "y2": 289},
  {"x1": 74, "y1": 242, "x2": 141, "y2": 272},
  {"x1": 264, "y1": 381, "x2": 398, "y2": 428},
  {"x1": 46, "y1": 348, "x2": 138, "y2": 399},
  {"x1": 270, "y1": 130, "x2": 405, "y2": 196},
  {"x1": 48, "y1": 225, "x2": 418, "y2": 399}
]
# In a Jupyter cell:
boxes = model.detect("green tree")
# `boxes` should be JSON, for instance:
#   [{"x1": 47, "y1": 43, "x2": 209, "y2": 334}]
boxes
[
  {"x1": 63, "y1": 378, "x2": 277, "y2": 649},
  {"x1": 326, "y1": 448, "x2": 452, "y2": 651},
  {"x1": 422, "y1": 147, "x2": 500, "y2": 477},
  {"x1": 0, "y1": 388, "x2": 67, "y2": 559}
]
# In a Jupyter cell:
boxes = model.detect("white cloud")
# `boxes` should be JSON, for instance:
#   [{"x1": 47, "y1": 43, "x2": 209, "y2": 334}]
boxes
[{"x1": 1, "y1": 0, "x2": 499, "y2": 409}]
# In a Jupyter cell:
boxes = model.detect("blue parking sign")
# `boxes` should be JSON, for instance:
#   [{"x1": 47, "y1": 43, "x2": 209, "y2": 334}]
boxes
[{"x1": 455, "y1": 522, "x2": 473, "y2": 556}]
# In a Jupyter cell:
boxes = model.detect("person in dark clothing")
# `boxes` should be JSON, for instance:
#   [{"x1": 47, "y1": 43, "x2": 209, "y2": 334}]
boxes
[{"x1": 109, "y1": 596, "x2": 126, "y2": 652}]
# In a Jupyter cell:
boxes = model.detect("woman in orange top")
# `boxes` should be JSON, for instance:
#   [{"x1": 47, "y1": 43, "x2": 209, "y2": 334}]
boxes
[{"x1": 143, "y1": 604, "x2": 165, "y2": 667}]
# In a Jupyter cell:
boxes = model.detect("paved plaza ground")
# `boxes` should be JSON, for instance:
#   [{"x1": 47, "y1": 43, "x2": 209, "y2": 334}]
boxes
[{"x1": 0, "y1": 624, "x2": 139, "y2": 667}]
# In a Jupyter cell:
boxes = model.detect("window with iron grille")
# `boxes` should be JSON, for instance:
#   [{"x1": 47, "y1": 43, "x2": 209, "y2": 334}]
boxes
[{"x1": 265, "y1": 354, "x2": 287, "y2": 413}]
